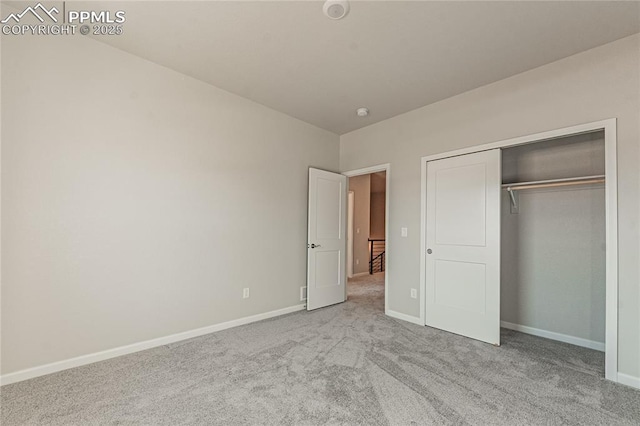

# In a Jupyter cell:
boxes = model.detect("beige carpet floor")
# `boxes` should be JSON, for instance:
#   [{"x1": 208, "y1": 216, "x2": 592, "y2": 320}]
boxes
[{"x1": 2, "y1": 272, "x2": 639, "y2": 425}]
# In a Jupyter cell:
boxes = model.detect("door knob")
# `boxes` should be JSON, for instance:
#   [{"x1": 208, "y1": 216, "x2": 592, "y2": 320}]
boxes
[
  {"x1": 427, "y1": 248, "x2": 433, "y2": 254},
  {"x1": 311, "y1": 244, "x2": 321, "y2": 249}
]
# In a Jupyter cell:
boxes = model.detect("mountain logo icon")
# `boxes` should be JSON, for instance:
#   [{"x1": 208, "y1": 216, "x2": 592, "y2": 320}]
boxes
[{"x1": 1, "y1": 2, "x2": 59, "y2": 24}]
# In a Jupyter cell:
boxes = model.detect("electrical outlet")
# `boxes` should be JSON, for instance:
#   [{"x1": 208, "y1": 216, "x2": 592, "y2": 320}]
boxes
[
  {"x1": 401, "y1": 227, "x2": 408, "y2": 237},
  {"x1": 410, "y1": 288, "x2": 417, "y2": 299},
  {"x1": 300, "y1": 286, "x2": 307, "y2": 301},
  {"x1": 356, "y1": 259, "x2": 359, "y2": 265},
  {"x1": 243, "y1": 288, "x2": 250, "y2": 299}
]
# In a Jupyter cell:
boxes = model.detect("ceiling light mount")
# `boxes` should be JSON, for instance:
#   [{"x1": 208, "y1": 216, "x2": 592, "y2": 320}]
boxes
[
  {"x1": 356, "y1": 107, "x2": 369, "y2": 117},
  {"x1": 323, "y1": 0, "x2": 350, "y2": 20}
]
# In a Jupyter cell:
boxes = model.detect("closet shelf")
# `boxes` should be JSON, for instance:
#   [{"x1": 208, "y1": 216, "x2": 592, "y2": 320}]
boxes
[{"x1": 502, "y1": 175, "x2": 605, "y2": 209}]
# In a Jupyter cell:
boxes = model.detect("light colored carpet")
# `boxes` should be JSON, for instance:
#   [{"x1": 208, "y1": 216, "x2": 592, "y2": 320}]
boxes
[{"x1": 2, "y1": 273, "x2": 639, "y2": 425}]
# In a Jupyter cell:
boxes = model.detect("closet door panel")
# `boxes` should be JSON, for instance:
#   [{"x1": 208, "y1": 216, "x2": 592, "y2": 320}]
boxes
[
  {"x1": 426, "y1": 149, "x2": 501, "y2": 345},
  {"x1": 434, "y1": 163, "x2": 487, "y2": 247}
]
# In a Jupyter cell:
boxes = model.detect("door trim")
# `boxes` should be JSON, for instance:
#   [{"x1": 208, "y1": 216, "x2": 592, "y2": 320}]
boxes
[
  {"x1": 343, "y1": 163, "x2": 390, "y2": 315},
  {"x1": 419, "y1": 118, "x2": 618, "y2": 383}
]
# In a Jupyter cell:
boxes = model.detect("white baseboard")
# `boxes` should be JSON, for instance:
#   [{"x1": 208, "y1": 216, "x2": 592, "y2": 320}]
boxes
[
  {"x1": 617, "y1": 373, "x2": 640, "y2": 390},
  {"x1": 0, "y1": 304, "x2": 306, "y2": 386},
  {"x1": 501, "y1": 321, "x2": 605, "y2": 352},
  {"x1": 387, "y1": 310, "x2": 424, "y2": 326}
]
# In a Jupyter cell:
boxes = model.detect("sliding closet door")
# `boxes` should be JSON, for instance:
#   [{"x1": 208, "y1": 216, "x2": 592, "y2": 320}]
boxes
[{"x1": 425, "y1": 149, "x2": 501, "y2": 345}]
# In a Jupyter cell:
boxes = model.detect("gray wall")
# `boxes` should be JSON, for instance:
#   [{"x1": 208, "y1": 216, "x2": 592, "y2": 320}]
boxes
[
  {"x1": 501, "y1": 133, "x2": 606, "y2": 344},
  {"x1": 348, "y1": 175, "x2": 370, "y2": 274},
  {"x1": 340, "y1": 34, "x2": 640, "y2": 378},
  {"x1": 1, "y1": 33, "x2": 339, "y2": 374}
]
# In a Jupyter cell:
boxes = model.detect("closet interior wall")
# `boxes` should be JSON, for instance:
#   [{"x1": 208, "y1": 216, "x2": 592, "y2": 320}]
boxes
[{"x1": 500, "y1": 131, "x2": 606, "y2": 348}]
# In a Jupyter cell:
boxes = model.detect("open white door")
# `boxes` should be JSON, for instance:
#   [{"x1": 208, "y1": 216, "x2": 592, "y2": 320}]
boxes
[
  {"x1": 307, "y1": 168, "x2": 347, "y2": 310},
  {"x1": 425, "y1": 149, "x2": 501, "y2": 345}
]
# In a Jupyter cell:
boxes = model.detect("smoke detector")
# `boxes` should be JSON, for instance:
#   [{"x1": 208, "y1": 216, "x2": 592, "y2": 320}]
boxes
[
  {"x1": 323, "y1": 0, "x2": 350, "y2": 20},
  {"x1": 356, "y1": 107, "x2": 369, "y2": 117}
]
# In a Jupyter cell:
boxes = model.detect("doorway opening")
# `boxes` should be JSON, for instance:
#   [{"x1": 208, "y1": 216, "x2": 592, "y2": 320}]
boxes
[
  {"x1": 344, "y1": 165, "x2": 390, "y2": 314},
  {"x1": 500, "y1": 130, "x2": 606, "y2": 375}
]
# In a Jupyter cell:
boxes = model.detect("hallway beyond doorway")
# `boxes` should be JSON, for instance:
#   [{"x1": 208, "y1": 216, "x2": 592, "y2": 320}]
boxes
[{"x1": 347, "y1": 272, "x2": 384, "y2": 313}]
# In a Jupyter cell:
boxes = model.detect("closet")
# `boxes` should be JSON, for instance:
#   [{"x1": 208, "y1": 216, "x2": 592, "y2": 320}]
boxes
[
  {"x1": 422, "y1": 122, "x2": 615, "y2": 378},
  {"x1": 500, "y1": 131, "x2": 606, "y2": 353}
]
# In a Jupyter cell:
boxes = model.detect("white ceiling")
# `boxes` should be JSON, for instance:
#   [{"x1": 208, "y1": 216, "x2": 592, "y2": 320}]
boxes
[{"x1": 73, "y1": 2, "x2": 640, "y2": 134}]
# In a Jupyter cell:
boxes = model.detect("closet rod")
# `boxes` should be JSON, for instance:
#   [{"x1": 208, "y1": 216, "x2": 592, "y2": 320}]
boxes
[
  {"x1": 503, "y1": 175, "x2": 605, "y2": 210},
  {"x1": 502, "y1": 175, "x2": 605, "y2": 191}
]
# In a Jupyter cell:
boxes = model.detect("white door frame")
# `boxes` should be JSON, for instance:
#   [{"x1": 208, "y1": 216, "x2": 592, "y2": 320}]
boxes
[
  {"x1": 419, "y1": 118, "x2": 618, "y2": 382},
  {"x1": 343, "y1": 164, "x2": 390, "y2": 314}
]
